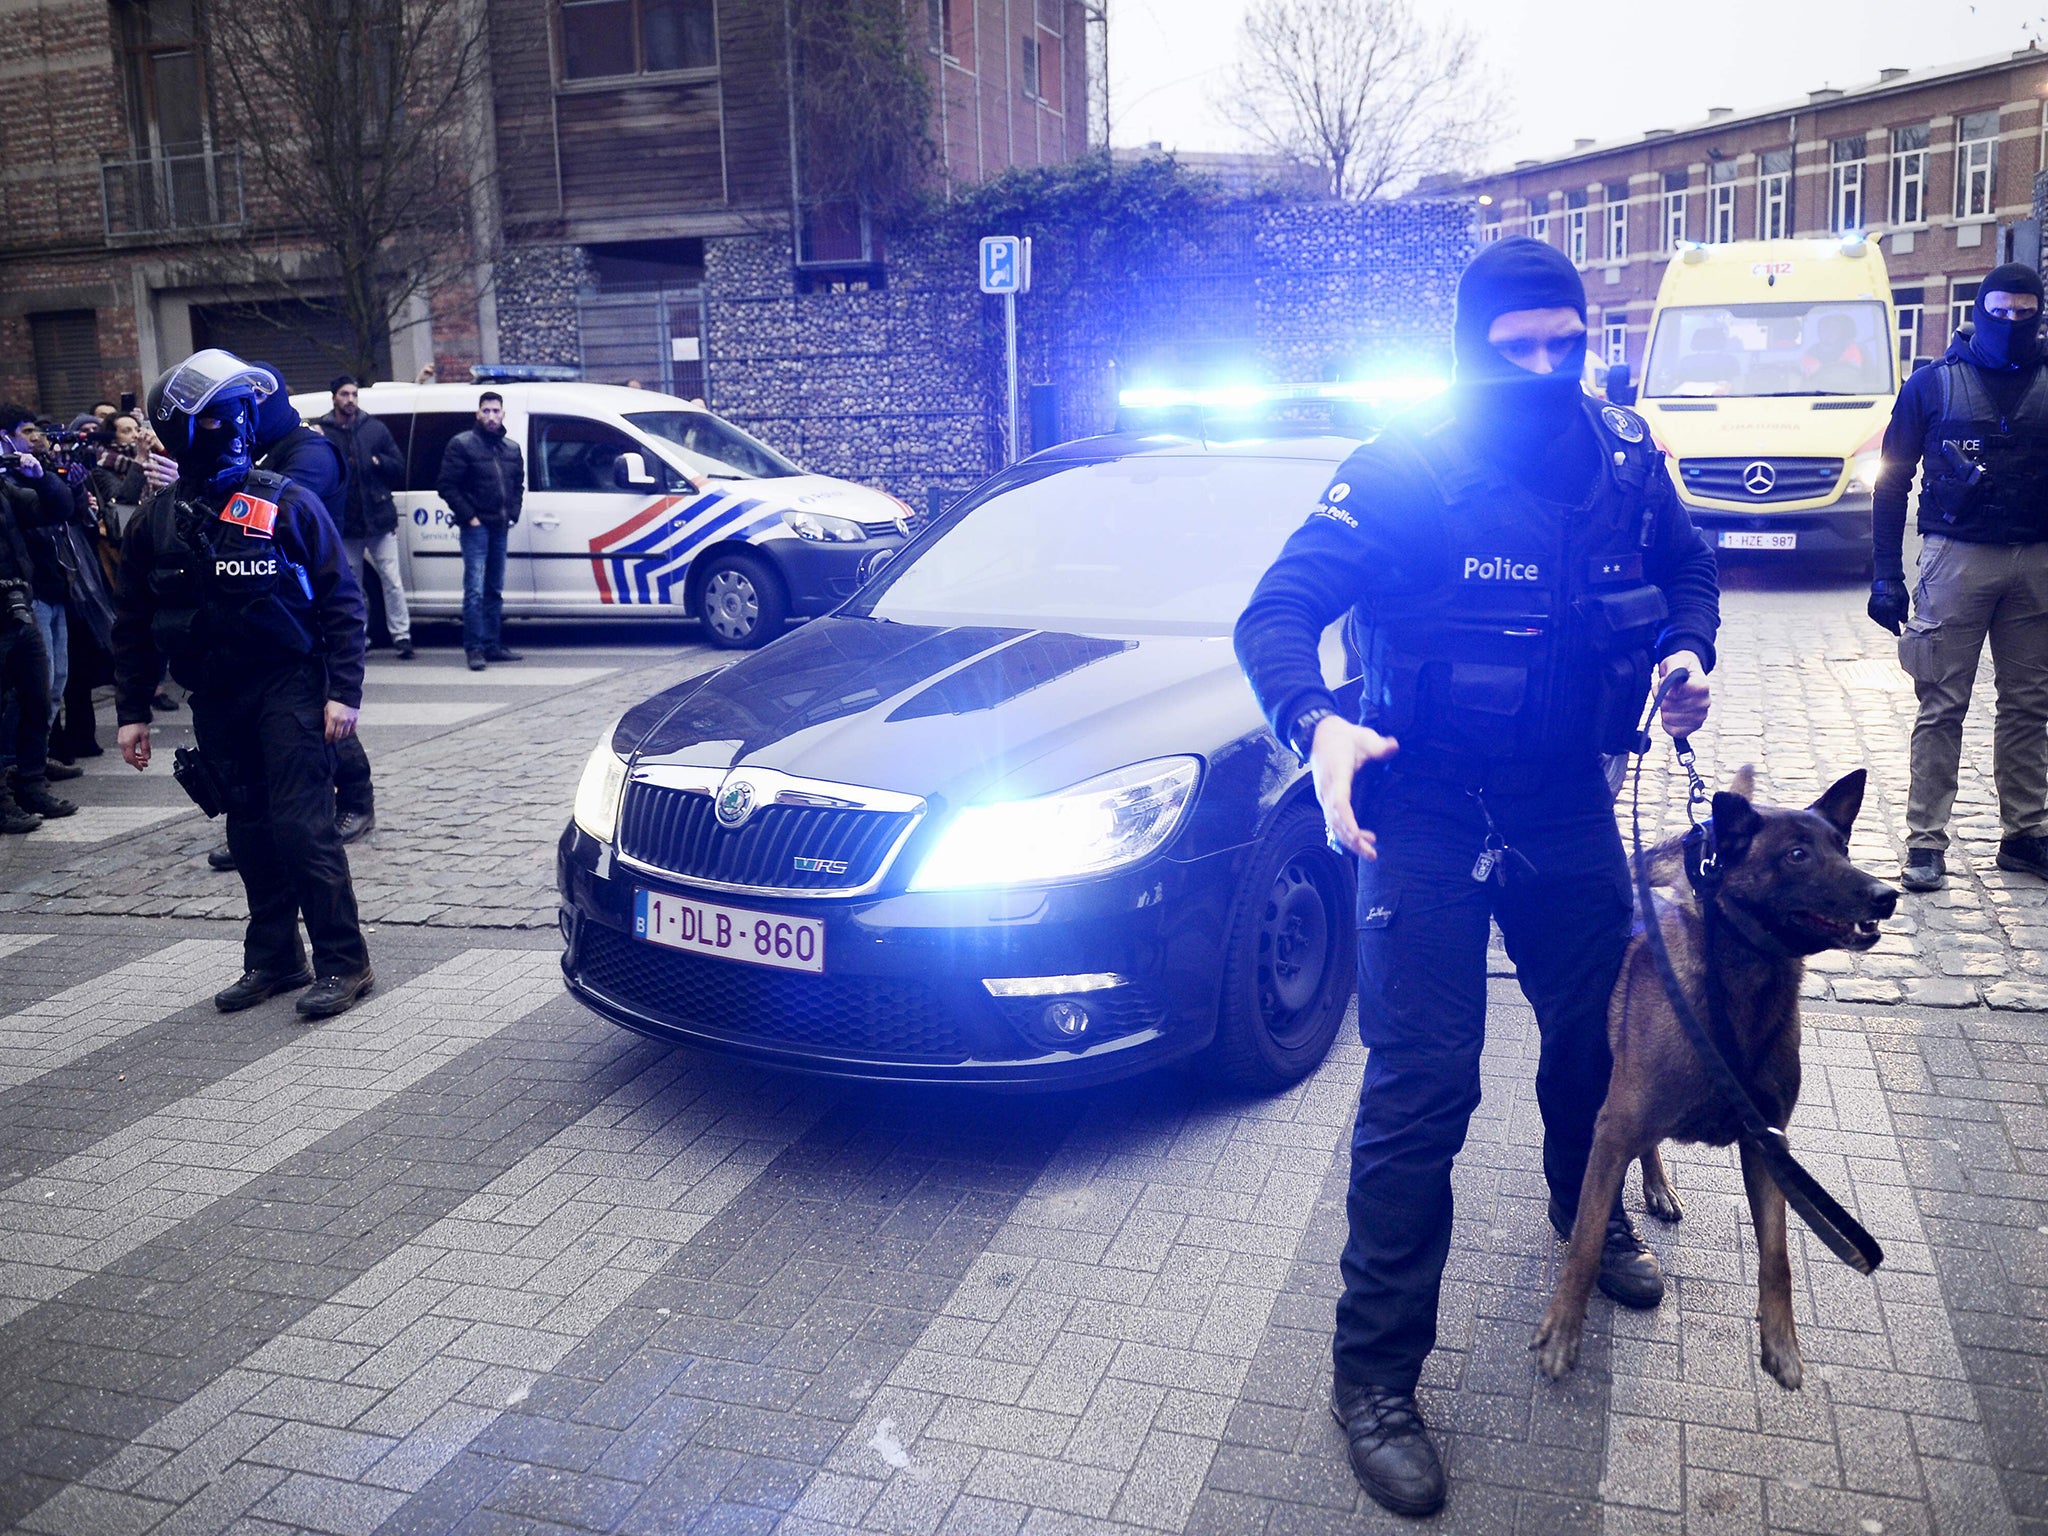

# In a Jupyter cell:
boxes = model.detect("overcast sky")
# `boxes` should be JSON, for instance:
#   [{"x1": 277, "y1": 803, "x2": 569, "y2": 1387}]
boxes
[{"x1": 1108, "y1": 0, "x2": 2048, "y2": 170}]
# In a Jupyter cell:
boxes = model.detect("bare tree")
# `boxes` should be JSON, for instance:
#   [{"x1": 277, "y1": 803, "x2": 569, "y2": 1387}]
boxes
[
  {"x1": 1221, "y1": 0, "x2": 1501, "y2": 200},
  {"x1": 196, "y1": 0, "x2": 494, "y2": 381}
]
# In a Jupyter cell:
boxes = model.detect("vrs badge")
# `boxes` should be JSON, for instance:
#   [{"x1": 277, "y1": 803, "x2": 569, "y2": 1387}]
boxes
[
  {"x1": 715, "y1": 778, "x2": 757, "y2": 828},
  {"x1": 1599, "y1": 406, "x2": 1645, "y2": 444}
]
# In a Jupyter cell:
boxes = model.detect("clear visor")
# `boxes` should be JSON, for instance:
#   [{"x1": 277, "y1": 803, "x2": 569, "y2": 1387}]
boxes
[{"x1": 158, "y1": 349, "x2": 276, "y2": 418}]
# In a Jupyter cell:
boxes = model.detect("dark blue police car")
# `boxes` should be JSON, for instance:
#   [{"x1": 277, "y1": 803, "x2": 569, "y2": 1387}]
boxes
[{"x1": 556, "y1": 431, "x2": 1364, "y2": 1088}]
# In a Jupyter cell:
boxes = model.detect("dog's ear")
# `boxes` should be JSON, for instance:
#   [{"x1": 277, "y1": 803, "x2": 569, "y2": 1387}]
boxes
[
  {"x1": 1809, "y1": 770, "x2": 1868, "y2": 837},
  {"x1": 1712, "y1": 790, "x2": 1762, "y2": 865},
  {"x1": 1730, "y1": 764, "x2": 1756, "y2": 799}
]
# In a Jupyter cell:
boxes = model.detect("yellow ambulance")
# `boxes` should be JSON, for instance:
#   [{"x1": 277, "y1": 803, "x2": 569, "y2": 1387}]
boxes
[{"x1": 1613, "y1": 236, "x2": 1896, "y2": 572}]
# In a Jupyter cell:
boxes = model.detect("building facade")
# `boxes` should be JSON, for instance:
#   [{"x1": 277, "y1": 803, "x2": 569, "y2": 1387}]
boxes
[
  {"x1": 1462, "y1": 46, "x2": 2048, "y2": 377},
  {"x1": 0, "y1": 0, "x2": 1095, "y2": 413}
]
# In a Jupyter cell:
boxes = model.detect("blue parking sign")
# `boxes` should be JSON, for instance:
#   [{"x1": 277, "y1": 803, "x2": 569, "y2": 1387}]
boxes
[{"x1": 980, "y1": 235, "x2": 1025, "y2": 294}]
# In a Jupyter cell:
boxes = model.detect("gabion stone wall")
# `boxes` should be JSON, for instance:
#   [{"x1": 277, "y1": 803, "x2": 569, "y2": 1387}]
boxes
[
  {"x1": 711, "y1": 198, "x2": 1474, "y2": 510},
  {"x1": 496, "y1": 244, "x2": 594, "y2": 366}
]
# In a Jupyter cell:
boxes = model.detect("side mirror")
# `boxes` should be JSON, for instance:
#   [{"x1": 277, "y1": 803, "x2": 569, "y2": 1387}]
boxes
[
  {"x1": 614, "y1": 451, "x2": 657, "y2": 488},
  {"x1": 1606, "y1": 362, "x2": 1636, "y2": 406}
]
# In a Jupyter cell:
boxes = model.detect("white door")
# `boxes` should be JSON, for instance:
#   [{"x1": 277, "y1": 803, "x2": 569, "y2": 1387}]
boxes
[
  {"x1": 397, "y1": 408, "x2": 533, "y2": 615},
  {"x1": 525, "y1": 413, "x2": 715, "y2": 613}
]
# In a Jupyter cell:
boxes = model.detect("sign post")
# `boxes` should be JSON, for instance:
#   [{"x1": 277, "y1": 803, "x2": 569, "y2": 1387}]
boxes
[{"x1": 979, "y1": 235, "x2": 1031, "y2": 463}]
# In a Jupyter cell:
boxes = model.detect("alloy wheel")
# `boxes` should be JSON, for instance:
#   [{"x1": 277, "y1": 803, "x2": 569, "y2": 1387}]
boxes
[{"x1": 704, "y1": 569, "x2": 760, "y2": 642}]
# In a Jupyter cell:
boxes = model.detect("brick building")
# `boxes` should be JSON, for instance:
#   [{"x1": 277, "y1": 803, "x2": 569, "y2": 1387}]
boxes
[
  {"x1": 1462, "y1": 45, "x2": 2048, "y2": 377},
  {"x1": 0, "y1": 0, "x2": 1096, "y2": 414}
]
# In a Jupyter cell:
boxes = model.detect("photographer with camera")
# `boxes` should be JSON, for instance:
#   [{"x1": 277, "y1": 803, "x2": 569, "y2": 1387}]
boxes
[{"x1": 113, "y1": 350, "x2": 373, "y2": 1021}]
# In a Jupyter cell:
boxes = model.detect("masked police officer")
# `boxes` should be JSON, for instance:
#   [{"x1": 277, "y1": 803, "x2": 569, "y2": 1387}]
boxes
[
  {"x1": 1236, "y1": 238, "x2": 1720, "y2": 1518},
  {"x1": 1869, "y1": 262, "x2": 2048, "y2": 892},
  {"x1": 111, "y1": 349, "x2": 375, "y2": 1020}
]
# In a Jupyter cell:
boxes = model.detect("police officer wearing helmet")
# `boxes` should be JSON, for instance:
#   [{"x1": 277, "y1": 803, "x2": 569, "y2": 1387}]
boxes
[
  {"x1": 111, "y1": 349, "x2": 375, "y2": 1020},
  {"x1": 1868, "y1": 261, "x2": 2048, "y2": 893},
  {"x1": 1235, "y1": 238, "x2": 1719, "y2": 1518}
]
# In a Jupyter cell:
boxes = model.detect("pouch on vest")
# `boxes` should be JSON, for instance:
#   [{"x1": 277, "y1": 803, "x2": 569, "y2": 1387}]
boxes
[{"x1": 1577, "y1": 584, "x2": 1668, "y2": 653}]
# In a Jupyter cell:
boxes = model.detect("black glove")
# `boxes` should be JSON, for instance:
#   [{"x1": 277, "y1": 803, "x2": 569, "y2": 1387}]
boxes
[{"x1": 1868, "y1": 579, "x2": 1909, "y2": 635}]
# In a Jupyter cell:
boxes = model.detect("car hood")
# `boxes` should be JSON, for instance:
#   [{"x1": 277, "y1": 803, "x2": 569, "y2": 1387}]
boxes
[
  {"x1": 617, "y1": 616, "x2": 1265, "y2": 809},
  {"x1": 681, "y1": 472, "x2": 904, "y2": 523}
]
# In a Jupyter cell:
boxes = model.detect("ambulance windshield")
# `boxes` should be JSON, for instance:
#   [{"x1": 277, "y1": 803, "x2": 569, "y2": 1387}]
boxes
[{"x1": 1642, "y1": 301, "x2": 1894, "y2": 398}]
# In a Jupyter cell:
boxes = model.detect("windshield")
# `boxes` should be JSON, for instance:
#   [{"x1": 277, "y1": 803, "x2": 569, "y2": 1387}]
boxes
[
  {"x1": 1643, "y1": 300, "x2": 1894, "y2": 398},
  {"x1": 624, "y1": 411, "x2": 802, "y2": 479},
  {"x1": 847, "y1": 454, "x2": 1338, "y2": 636}
]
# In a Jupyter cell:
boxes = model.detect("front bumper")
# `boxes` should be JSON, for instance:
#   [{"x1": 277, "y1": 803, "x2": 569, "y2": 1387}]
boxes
[
  {"x1": 555, "y1": 823, "x2": 1243, "y2": 1087},
  {"x1": 768, "y1": 536, "x2": 903, "y2": 617},
  {"x1": 1682, "y1": 490, "x2": 1872, "y2": 556}
]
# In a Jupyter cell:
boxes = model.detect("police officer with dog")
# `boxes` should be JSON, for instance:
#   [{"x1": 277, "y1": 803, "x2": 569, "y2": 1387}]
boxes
[
  {"x1": 111, "y1": 349, "x2": 375, "y2": 1021},
  {"x1": 1868, "y1": 261, "x2": 2048, "y2": 893},
  {"x1": 1236, "y1": 238, "x2": 1720, "y2": 1518}
]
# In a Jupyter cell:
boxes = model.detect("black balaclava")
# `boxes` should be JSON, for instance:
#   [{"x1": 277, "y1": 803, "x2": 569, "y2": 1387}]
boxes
[
  {"x1": 1452, "y1": 237, "x2": 1591, "y2": 470},
  {"x1": 174, "y1": 395, "x2": 257, "y2": 497},
  {"x1": 250, "y1": 362, "x2": 301, "y2": 452},
  {"x1": 1967, "y1": 262, "x2": 2046, "y2": 371}
]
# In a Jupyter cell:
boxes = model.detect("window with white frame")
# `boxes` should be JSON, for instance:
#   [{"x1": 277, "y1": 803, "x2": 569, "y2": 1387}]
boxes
[
  {"x1": 1605, "y1": 183, "x2": 1628, "y2": 261},
  {"x1": 1829, "y1": 136, "x2": 1866, "y2": 233},
  {"x1": 1481, "y1": 201, "x2": 1502, "y2": 242},
  {"x1": 1661, "y1": 170, "x2": 1687, "y2": 249},
  {"x1": 1893, "y1": 286, "x2": 1924, "y2": 369},
  {"x1": 1604, "y1": 315, "x2": 1629, "y2": 366},
  {"x1": 1889, "y1": 124, "x2": 1928, "y2": 225},
  {"x1": 1708, "y1": 161, "x2": 1737, "y2": 243},
  {"x1": 1951, "y1": 279, "x2": 1981, "y2": 339},
  {"x1": 1955, "y1": 111, "x2": 1998, "y2": 219},
  {"x1": 1566, "y1": 189, "x2": 1589, "y2": 265},
  {"x1": 1531, "y1": 197, "x2": 1551, "y2": 244},
  {"x1": 1758, "y1": 149, "x2": 1791, "y2": 239}
]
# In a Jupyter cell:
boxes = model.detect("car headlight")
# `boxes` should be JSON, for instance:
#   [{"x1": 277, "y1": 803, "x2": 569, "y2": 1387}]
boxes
[
  {"x1": 573, "y1": 732, "x2": 629, "y2": 842},
  {"x1": 909, "y1": 758, "x2": 1201, "y2": 892},
  {"x1": 1848, "y1": 453, "x2": 1884, "y2": 493},
  {"x1": 783, "y1": 510, "x2": 865, "y2": 542}
]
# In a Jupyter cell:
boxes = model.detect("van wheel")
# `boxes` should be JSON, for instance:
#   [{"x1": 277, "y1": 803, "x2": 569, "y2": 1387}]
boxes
[
  {"x1": 694, "y1": 551, "x2": 788, "y2": 649},
  {"x1": 1199, "y1": 802, "x2": 1354, "y2": 1093}
]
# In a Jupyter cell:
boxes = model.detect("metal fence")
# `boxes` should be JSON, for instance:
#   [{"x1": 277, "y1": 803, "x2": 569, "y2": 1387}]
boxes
[{"x1": 100, "y1": 146, "x2": 245, "y2": 243}]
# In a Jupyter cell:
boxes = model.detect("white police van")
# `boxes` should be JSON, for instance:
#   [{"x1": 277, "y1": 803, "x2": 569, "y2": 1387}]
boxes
[{"x1": 288, "y1": 376, "x2": 911, "y2": 648}]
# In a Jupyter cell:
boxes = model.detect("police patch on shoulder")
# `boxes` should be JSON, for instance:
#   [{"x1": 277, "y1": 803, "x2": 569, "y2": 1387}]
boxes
[
  {"x1": 219, "y1": 492, "x2": 280, "y2": 540},
  {"x1": 1324, "y1": 481, "x2": 1351, "y2": 503},
  {"x1": 1313, "y1": 504, "x2": 1359, "y2": 529},
  {"x1": 1599, "y1": 405, "x2": 1645, "y2": 443}
]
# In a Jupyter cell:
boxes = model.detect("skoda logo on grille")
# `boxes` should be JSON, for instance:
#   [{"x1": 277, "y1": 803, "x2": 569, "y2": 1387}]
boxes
[
  {"x1": 715, "y1": 778, "x2": 757, "y2": 828},
  {"x1": 1741, "y1": 460, "x2": 1778, "y2": 496}
]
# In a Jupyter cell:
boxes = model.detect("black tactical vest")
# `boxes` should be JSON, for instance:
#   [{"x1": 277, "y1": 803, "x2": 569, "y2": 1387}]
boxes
[
  {"x1": 1354, "y1": 399, "x2": 1670, "y2": 763},
  {"x1": 1918, "y1": 359, "x2": 2048, "y2": 544},
  {"x1": 144, "y1": 468, "x2": 318, "y2": 669}
]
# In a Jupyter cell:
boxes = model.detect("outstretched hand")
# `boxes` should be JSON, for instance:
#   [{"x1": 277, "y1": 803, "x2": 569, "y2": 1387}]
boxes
[{"x1": 1309, "y1": 717, "x2": 1400, "y2": 860}]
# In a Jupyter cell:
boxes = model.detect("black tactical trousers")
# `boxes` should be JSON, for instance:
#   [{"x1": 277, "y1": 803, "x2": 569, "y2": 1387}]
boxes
[
  {"x1": 1334, "y1": 760, "x2": 1631, "y2": 1395},
  {"x1": 0, "y1": 614, "x2": 52, "y2": 790},
  {"x1": 333, "y1": 732, "x2": 373, "y2": 816},
  {"x1": 190, "y1": 662, "x2": 368, "y2": 979}
]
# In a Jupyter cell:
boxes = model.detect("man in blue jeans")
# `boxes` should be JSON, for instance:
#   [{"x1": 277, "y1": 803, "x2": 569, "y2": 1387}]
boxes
[{"x1": 436, "y1": 391, "x2": 524, "y2": 670}]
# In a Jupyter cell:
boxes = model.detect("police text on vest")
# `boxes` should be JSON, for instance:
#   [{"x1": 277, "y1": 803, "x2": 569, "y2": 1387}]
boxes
[{"x1": 1463, "y1": 556, "x2": 1540, "y2": 581}]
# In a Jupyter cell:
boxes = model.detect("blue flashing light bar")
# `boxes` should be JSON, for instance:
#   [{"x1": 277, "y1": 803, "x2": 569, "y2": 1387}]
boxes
[{"x1": 1117, "y1": 378, "x2": 1450, "y2": 412}]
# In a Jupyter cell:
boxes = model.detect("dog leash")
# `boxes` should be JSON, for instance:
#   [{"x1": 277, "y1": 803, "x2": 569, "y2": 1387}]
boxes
[{"x1": 1628, "y1": 672, "x2": 1884, "y2": 1276}]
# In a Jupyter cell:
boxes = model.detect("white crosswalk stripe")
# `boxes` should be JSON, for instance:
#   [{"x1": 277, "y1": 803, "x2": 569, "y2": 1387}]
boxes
[
  {"x1": 363, "y1": 666, "x2": 617, "y2": 689},
  {"x1": 23, "y1": 1051, "x2": 835, "y2": 1536},
  {"x1": 17, "y1": 808, "x2": 190, "y2": 843},
  {"x1": 0, "y1": 949, "x2": 562, "y2": 1328},
  {"x1": 0, "y1": 938, "x2": 241, "y2": 1094}
]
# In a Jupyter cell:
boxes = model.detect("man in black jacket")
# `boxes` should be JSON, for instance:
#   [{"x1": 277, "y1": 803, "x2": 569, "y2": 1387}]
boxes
[
  {"x1": 1868, "y1": 262, "x2": 2048, "y2": 892},
  {"x1": 1235, "y1": 239, "x2": 1719, "y2": 1519},
  {"x1": 0, "y1": 461, "x2": 64, "y2": 832},
  {"x1": 114, "y1": 350, "x2": 373, "y2": 1021},
  {"x1": 316, "y1": 376, "x2": 411, "y2": 661},
  {"x1": 437, "y1": 390, "x2": 523, "y2": 671},
  {"x1": 0, "y1": 406, "x2": 81, "y2": 820}
]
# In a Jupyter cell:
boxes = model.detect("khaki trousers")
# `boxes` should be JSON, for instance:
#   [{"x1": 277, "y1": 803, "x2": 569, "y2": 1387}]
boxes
[{"x1": 1900, "y1": 534, "x2": 2048, "y2": 850}]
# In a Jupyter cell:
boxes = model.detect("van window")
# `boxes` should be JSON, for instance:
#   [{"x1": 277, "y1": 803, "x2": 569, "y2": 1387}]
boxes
[
  {"x1": 407, "y1": 412, "x2": 476, "y2": 492},
  {"x1": 1642, "y1": 301, "x2": 1894, "y2": 398},
  {"x1": 625, "y1": 411, "x2": 800, "y2": 479},
  {"x1": 532, "y1": 414, "x2": 686, "y2": 492}
]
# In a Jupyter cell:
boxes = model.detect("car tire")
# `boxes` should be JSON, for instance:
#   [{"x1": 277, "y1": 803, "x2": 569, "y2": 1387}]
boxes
[
  {"x1": 1201, "y1": 801, "x2": 1355, "y2": 1093},
  {"x1": 694, "y1": 550, "x2": 788, "y2": 650}
]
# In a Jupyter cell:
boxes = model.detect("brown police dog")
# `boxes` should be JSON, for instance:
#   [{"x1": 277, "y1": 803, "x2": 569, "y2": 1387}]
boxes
[{"x1": 1532, "y1": 766, "x2": 1897, "y2": 1390}]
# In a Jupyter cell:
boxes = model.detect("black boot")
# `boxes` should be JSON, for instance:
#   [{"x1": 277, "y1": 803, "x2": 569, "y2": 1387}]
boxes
[
  {"x1": 12, "y1": 780, "x2": 77, "y2": 819},
  {"x1": 207, "y1": 844, "x2": 237, "y2": 872},
  {"x1": 215, "y1": 967, "x2": 314, "y2": 1012},
  {"x1": 0, "y1": 785, "x2": 41, "y2": 835},
  {"x1": 1551, "y1": 1197, "x2": 1666, "y2": 1309},
  {"x1": 297, "y1": 968, "x2": 375, "y2": 1020},
  {"x1": 335, "y1": 809, "x2": 375, "y2": 845},
  {"x1": 1330, "y1": 1376, "x2": 1445, "y2": 1518}
]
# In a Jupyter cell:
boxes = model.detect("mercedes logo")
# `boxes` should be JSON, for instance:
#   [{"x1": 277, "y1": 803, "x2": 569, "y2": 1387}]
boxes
[
  {"x1": 715, "y1": 778, "x2": 757, "y2": 828},
  {"x1": 1741, "y1": 460, "x2": 1777, "y2": 496}
]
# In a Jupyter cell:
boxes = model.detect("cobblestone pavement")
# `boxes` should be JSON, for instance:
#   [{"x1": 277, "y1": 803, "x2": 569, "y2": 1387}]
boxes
[{"x1": 0, "y1": 580, "x2": 2044, "y2": 1535}]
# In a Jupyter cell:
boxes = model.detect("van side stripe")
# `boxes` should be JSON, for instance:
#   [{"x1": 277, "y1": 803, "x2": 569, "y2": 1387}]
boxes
[{"x1": 627, "y1": 500, "x2": 765, "y2": 605}]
